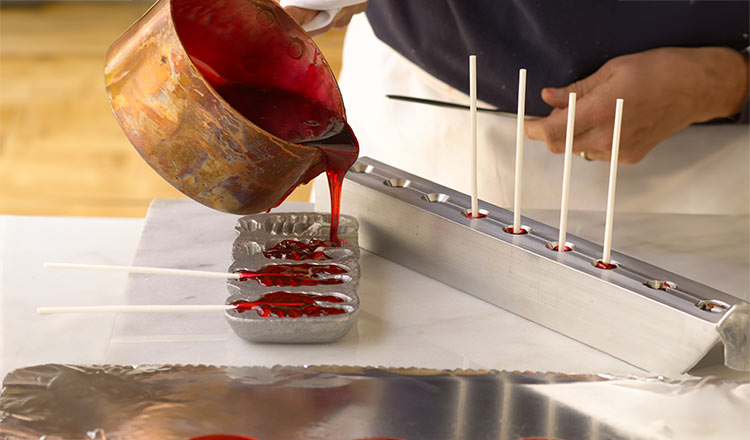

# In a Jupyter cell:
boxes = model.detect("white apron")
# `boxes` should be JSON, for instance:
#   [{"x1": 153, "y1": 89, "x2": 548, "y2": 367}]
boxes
[{"x1": 336, "y1": 14, "x2": 749, "y2": 215}]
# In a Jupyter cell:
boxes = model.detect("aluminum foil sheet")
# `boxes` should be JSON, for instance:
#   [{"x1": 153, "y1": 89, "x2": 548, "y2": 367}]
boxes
[
  {"x1": 225, "y1": 213, "x2": 360, "y2": 343},
  {"x1": 3, "y1": 364, "x2": 748, "y2": 439},
  {"x1": 0, "y1": 364, "x2": 633, "y2": 439}
]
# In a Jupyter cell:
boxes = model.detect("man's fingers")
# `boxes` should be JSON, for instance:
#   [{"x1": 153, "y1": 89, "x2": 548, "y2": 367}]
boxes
[
  {"x1": 541, "y1": 83, "x2": 588, "y2": 109},
  {"x1": 540, "y1": 65, "x2": 611, "y2": 109},
  {"x1": 284, "y1": 6, "x2": 319, "y2": 26},
  {"x1": 525, "y1": 103, "x2": 591, "y2": 152},
  {"x1": 570, "y1": 128, "x2": 611, "y2": 161},
  {"x1": 581, "y1": 150, "x2": 610, "y2": 161},
  {"x1": 331, "y1": 8, "x2": 356, "y2": 29},
  {"x1": 571, "y1": 124, "x2": 647, "y2": 164},
  {"x1": 540, "y1": 87, "x2": 568, "y2": 108},
  {"x1": 527, "y1": 92, "x2": 614, "y2": 155},
  {"x1": 525, "y1": 108, "x2": 568, "y2": 152}
]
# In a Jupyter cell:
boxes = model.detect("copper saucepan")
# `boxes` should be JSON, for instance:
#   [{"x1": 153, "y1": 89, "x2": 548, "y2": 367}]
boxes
[{"x1": 104, "y1": 0, "x2": 345, "y2": 214}]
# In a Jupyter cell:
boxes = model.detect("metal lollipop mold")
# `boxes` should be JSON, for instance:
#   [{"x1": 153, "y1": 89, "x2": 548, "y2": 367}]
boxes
[
  {"x1": 225, "y1": 212, "x2": 360, "y2": 343},
  {"x1": 315, "y1": 156, "x2": 750, "y2": 375}
]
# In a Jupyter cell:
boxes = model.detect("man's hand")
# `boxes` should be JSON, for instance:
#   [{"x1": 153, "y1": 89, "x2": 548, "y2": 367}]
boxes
[
  {"x1": 282, "y1": 1, "x2": 368, "y2": 36},
  {"x1": 526, "y1": 47, "x2": 749, "y2": 163}
]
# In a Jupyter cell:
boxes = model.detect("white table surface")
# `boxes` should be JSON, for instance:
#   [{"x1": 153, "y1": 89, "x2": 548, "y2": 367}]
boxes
[{"x1": 1, "y1": 199, "x2": 748, "y2": 381}]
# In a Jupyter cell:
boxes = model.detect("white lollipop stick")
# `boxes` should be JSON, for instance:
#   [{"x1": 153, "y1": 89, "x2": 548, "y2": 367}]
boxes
[
  {"x1": 44, "y1": 262, "x2": 242, "y2": 280},
  {"x1": 469, "y1": 55, "x2": 479, "y2": 217},
  {"x1": 513, "y1": 68, "x2": 527, "y2": 233},
  {"x1": 602, "y1": 99, "x2": 624, "y2": 264},
  {"x1": 557, "y1": 92, "x2": 577, "y2": 252},
  {"x1": 37, "y1": 305, "x2": 234, "y2": 315}
]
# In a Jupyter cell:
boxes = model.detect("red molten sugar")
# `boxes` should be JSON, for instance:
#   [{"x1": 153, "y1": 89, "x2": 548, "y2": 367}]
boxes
[
  {"x1": 311, "y1": 126, "x2": 358, "y2": 244},
  {"x1": 232, "y1": 291, "x2": 347, "y2": 318},
  {"x1": 263, "y1": 239, "x2": 332, "y2": 260},
  {"x1": 238, "y1": 263, "x2": 347, "y2": 287}
]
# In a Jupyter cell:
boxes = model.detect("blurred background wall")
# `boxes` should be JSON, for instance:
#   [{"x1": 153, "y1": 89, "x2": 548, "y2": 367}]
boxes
[{"x1": 0, "y1": 0, "x2": 345, "y2": 217}]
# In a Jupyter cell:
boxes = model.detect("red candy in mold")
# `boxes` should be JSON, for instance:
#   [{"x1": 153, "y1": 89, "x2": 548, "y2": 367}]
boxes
[
  {"x1": 238, "y1": 263, "x2": 347, "y2": 287},
  {"x1": 232, "y1": 291, "x2": 347, "y2": 318},
  {"x1": 263, "y1": 239, "x2": 331, "y2": 260},
  {"x1": 505, "y1": 226, "x2": 529, "y2": 235},
  {"x1": 595, "y1": 260, "x2": 617, "y2": 270},
  {"x1": 462, "y1": 210, "x2": 488, "y2": 219}
]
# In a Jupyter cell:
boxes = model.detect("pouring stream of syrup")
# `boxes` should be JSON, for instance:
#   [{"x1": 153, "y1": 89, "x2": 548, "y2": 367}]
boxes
[
  {"x1": 193, "y1": 68, "x2": 358, "y2": 245},
  {"x1": 175, "y1": 2, "x2": 359, "y2": 243}
]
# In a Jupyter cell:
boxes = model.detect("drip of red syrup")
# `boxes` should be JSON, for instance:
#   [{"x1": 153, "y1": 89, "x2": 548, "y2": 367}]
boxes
[
  {"x1": 232, "y1": 291, "x2": 346, "y2": 318},
  {"x1": 263, "y1": 239, "x2": 331, "y2": 260},
  {"x1": 505, "y1": 226, "x2": 529, "y2": 235},
  {"x1": 238, "y1": 263, "x2": 347, "y2": 287},
  {"x1": 306, "y1": 126, "x2": 359, "y2": 245}
]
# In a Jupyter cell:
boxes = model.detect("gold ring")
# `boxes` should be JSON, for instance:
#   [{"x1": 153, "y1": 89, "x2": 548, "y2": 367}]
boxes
[{"x1": 578, "y1": 151, "x2": 593, "y2": 161}]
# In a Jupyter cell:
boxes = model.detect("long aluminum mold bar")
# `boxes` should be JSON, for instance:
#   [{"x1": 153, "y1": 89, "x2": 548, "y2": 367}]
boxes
[{"x1": 315, "y1": 157, "x2": 747, "y2": 375}]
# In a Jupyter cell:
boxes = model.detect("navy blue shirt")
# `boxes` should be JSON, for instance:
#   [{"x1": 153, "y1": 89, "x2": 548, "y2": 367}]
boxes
[{"x1": 366, "y1": 0, "x2": 749, "y2": 117}]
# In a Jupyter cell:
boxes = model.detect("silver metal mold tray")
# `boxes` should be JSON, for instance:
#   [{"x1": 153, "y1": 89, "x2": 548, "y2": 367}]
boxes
[
  {"x1": 315, "y1": 157, "x2": 749, "y2": 375},
  {"x1": 225, "y1": 212, "x2": 360, "y2": 343}
]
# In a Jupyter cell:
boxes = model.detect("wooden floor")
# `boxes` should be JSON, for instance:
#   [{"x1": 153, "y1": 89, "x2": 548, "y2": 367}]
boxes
[{"x1": 0, "y1": 2, "x2": 345, "y2": 217}]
